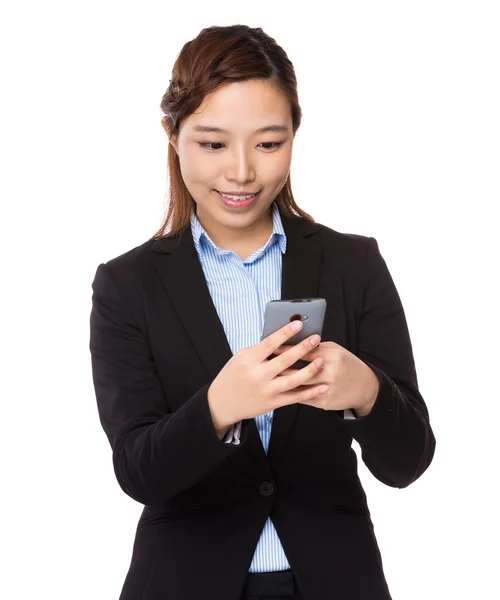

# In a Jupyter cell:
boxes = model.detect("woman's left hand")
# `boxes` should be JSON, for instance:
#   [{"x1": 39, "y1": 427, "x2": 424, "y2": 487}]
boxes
[{"x1": 272, "y1": 341, "x2": 379, "y2": 417}]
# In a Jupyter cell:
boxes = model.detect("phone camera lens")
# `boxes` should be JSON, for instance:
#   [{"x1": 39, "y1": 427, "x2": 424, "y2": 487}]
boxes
[{"x1": 290, "y1": 313, "x2": 302, "y2": 322}]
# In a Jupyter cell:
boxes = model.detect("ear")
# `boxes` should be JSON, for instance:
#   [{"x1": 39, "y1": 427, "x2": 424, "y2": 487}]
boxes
[{"x1": 161, "y1": 118, "x2": 179, "y2": 154}]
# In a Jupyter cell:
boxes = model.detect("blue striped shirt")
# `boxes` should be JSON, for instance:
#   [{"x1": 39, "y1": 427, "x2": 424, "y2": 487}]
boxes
[{"x1": 190, "y1": 201, "x2": 354, "y2": 572}]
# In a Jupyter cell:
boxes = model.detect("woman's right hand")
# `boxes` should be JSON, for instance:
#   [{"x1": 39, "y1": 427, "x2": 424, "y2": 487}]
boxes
[{"x1": 207, "y1": 320, "x2": 327, "y2": 434}]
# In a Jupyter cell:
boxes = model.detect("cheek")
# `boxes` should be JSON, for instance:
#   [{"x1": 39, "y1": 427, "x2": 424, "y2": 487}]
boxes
[
  {"x1": 180, "y1": 149, "x2": 214, "y2": 183},
  {"x1": 259, "y1": 156, "x2": 292, "y2": 187}
]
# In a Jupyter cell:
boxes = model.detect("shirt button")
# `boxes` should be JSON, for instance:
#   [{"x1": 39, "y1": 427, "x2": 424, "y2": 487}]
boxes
[{"x1": 259, "y1": 481, "x2": 275, "y2": 497}]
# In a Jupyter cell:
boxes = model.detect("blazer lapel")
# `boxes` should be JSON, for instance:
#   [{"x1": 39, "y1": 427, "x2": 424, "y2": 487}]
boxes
[
  {"x1": 266, "y1": 215, "x2": 322, "y2": 468},
  {"x1": 150, "y1": 209, "x2": 322, "y2": 468}
]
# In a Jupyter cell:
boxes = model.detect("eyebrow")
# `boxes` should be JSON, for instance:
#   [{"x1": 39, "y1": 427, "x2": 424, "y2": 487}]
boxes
[{"x1": 192, "y1": 124, "x2": 289, "y2": 134}]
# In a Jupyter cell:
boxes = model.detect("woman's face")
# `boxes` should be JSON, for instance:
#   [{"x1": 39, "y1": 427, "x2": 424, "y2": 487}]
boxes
[{"x1": 164, "y1": 79, "x2": 294, "y2": 247}]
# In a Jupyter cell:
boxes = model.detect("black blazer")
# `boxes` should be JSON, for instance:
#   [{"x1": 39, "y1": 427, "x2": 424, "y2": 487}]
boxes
[{"x1": 89, "y1": 212, "x2": 435, "y2": 600}]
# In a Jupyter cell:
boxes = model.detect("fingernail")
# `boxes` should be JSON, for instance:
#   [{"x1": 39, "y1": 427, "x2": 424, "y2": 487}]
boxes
[
  {"x1": 310, "y1": 334, "x2": 320, "y2": 345},
  {"x1": 291, "y1": 321, "x2": 303, "y2": 331},
  {"x1": 318, "y1": 386, "x2": 329, "y2": 394}
]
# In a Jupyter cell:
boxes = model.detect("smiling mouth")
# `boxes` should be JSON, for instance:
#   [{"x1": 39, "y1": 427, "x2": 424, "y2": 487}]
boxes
[
  {"x1": 214, "y1": 189, "x2": 261, "y2": 208},
  {"x1": 215, "y1": 190, "x2": 261, "y2": 198}
]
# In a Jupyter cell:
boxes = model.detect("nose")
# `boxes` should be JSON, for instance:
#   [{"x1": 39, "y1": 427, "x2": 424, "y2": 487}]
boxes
[{"x1": 226, "y1": 146, "x2": 256, "y2": 184}]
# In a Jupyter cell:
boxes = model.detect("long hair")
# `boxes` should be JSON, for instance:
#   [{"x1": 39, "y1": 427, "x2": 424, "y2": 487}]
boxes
[{"x1": 151, "y1": 24, "x2": 315, "y2": 239}]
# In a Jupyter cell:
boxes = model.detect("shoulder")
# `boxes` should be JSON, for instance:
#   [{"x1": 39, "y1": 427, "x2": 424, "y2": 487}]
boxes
[
  {"x1": 92, "y1": 237, "x2": 162, "y2": 299},
  {"x1": 312, "y1": 220, "x2": 376, "y2": 261},
  {"x1": 101, "y1": 237, "x2": 157, "y2": 273},
  {"x1": 103, "y1": 238, "x2": 156, "y2": 269}
]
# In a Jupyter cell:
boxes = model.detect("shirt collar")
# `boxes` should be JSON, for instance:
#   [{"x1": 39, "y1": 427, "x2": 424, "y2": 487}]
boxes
[{"x1": 190, "y1": 201, "x2": 287, "y2": 257}]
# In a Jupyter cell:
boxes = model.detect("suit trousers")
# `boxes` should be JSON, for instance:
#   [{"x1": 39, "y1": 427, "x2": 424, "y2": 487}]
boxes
[{"x1": 240, "y1": 569, "x2": 304, "y2": 600}]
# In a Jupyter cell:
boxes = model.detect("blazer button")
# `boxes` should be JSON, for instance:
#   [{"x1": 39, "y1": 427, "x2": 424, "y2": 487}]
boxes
[{"x1": 259, "y1": 481, "x2": 275, "y2": 497}]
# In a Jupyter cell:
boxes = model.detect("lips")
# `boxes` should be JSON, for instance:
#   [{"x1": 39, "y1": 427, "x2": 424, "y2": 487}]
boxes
[
  {"x1": 214, "y1": 189, "x2": 260, "y2": 209},
  {"x1": 215, "y1": 190, "x2": 259, "y2": 197}
]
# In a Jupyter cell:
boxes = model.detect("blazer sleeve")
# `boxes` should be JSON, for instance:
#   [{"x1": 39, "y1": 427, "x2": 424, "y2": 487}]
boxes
[
  {"x1": 341, "y1": 237, "x2": 436, "y2": 488},
  {"x1": 89, "y1": 262, "x2": 245, "y2": 506}
]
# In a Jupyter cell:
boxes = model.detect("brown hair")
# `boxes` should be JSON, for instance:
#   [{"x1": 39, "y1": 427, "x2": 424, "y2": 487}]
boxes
[{"x1": 151, "y1": 24, "x2": 315, "y2": 239}]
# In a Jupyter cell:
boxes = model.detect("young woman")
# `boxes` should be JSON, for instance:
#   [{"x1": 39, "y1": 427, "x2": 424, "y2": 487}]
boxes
[{"x1": 90, "y1": 24, "x2": 436, "y2": 600}]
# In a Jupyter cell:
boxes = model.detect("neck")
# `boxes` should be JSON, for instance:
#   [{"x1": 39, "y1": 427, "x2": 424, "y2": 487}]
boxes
[{"x1": 197, "y1": 205, "x2": 274, "y2": 253}]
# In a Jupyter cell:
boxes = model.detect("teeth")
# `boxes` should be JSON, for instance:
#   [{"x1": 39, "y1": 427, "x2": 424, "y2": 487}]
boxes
[{"x1": 219, "y1": 192, "x2": 256, "y2": 201}]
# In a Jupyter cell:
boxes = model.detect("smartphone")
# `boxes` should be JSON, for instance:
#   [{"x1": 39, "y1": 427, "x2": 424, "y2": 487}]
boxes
[{"x1": 261, "y1": 298, "x2": 327, "y2": 369}]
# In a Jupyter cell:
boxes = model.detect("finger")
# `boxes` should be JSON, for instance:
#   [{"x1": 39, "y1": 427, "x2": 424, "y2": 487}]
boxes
[
  {"x1": 282, "y1": 381, "x2": 329, "y2": 406},
  {"x1": 269, "y1": 334, "x2": 321, "y2": 376},
  {"x1": 278, "y1": 366, "x2": 317, "y2": 378},
  {"x1": 272, "y1": 355, "x2": 324, "y2": 395},
  {"x1": 273, "y1": 345, "x2": 316, "y2": 360},
  {"x1": 258, "y1": 320, "x2": 306, "y2": 360},
  {"x1": 272, "y1": 345, "x2": 293, "y2": 355},
  {"x1": 296, "y1": 381, "x2": 329, "y2": 403},
  {"x1": 277, "y1": 368, "x2": 297, "y2": 376}
]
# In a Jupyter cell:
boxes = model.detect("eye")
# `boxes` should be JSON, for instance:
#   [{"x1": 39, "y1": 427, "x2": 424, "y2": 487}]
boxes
[
  {"x1": 199, "y1": 142, "x2": 224, "y2": 151},
  {"x1": 261, "y1": 142, "x2": 282, "y2": 150},
  {"x1": 198, "y1": 142, "x2": 284, "y2": 152}
]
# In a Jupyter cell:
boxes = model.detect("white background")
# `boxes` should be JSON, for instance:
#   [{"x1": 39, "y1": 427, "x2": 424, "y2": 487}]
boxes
[{"x1": 1, "y1": 1, "x2": 499, "y2": 598}]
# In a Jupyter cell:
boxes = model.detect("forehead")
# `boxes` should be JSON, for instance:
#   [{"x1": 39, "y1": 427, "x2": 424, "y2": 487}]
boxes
[{"x1": 186, "y1": 80, "x2": 291, "y2": 132}]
